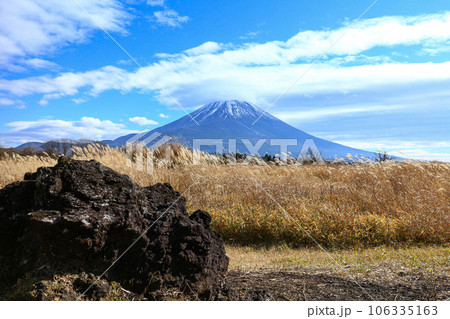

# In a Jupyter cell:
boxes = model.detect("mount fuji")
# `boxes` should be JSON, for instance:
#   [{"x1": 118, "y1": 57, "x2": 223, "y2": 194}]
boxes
[{"x1": 110, "y1": 100, "x2": 377, "y2": 161}]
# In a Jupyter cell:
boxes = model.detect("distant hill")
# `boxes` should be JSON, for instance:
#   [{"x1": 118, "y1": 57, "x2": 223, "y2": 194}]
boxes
[{"x1": 15, "y1": 142, "x2": 44, "y2": 151}]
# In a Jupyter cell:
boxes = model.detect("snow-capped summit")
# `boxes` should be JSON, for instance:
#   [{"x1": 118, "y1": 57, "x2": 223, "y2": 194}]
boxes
[{"x1": 190, "y1": 100, "x2": 276, "y2": 123}]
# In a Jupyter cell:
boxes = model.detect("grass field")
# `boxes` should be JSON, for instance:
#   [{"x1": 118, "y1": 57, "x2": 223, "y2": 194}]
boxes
[
  {"x1": 1, "y1": 144, "x2": 449, "y2": 249},
  {"x1": 226, "y1": 245, "x2": 449, "y2": 273}
]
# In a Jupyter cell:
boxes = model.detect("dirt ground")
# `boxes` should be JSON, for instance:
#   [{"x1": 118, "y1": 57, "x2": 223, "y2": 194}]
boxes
[{"x1": 225, "y1": 267, "x2": 450, "y2": 301}]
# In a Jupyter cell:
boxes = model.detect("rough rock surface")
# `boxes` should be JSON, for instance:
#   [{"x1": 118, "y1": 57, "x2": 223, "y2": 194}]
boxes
[{"x1": 0, "y1": 157, "x2": 229, "y2": 300}]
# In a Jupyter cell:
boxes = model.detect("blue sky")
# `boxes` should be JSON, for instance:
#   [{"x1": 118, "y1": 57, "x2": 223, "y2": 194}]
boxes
[{"x1": 0, "y1": 0, "x2": 449, "y2": 161}]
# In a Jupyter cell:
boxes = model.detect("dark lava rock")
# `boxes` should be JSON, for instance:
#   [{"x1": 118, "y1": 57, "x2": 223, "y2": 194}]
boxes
[{"x1": 0, "y1": 157, "x2": 229, "y2": 300}]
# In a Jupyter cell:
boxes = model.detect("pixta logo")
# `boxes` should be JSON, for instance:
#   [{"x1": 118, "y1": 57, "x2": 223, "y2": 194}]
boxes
[
  {"x1": 126, "y1": 131, "x2": 324, "y2": 175},
  {"x1": 192, "y1": 138, "x2": 324, "y2": 165}
]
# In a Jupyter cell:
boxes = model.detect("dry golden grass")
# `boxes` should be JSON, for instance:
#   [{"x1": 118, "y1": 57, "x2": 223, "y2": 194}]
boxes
[
  {"x1": 0, "y1": 152, "x2": 57, "y2": 186},
  {"x1": 0, "y1": 144, "x2": 449, "y2": 248}
]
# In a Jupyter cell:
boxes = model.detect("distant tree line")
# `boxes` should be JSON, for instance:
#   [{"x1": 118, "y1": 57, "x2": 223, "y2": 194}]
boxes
[
  {"x1": 41, "y1": 139, "x2": 106, "y2": 156},
  {"x1": 218, "y1": 152, "x2": 324, "y2": 165},
  {"x1": 0, "y1": 145, "x2": 48, "y2": 159},
  {"x1": 374, "y1": 150, "x2": 395, "y2": 162},
  {"x1": 0, "y1": 139, "x2": 105, "y2": 158}
]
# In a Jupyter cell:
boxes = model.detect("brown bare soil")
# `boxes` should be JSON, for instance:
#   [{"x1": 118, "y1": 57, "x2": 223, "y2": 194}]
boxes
[
  {"x1": 225, "y1": 268, "x2": 449, "y2": 301},
  {"x1": 223, "y1": 245, "x2": 449, "y2": 301}
]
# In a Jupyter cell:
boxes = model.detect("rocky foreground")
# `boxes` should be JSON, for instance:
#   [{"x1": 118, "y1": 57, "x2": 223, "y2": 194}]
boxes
[{"x1": 0, "y1": 157, "x2": 245, "y2": 300}]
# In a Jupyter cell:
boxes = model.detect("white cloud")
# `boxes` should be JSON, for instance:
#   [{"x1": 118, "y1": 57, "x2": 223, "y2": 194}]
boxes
[
  {"x1": 22, "y1": 58, "x2": 58, "y2": 69},
  {"x1": 239, "y1": 31, "x2": 261, "y2": 40},
  {"x1": 274, "y1": 12, "x2": 450, "y2": 61},
  {"x1": 39, "y1": 93, "x2": 65, "y2": 106},
  {"x1": 0, "y1": 0, "x2": 130, "y2": 70},
  {"x1": 330, "y1": 140, "x2": 450, "y2": 162},
  {"x1": 14, "y1": 104, "x2": 27, "y2": 110},
  {"x1": 0, "y1": 65, "x2": 129, "y2": 97},
  {"x1": 391, "y1": 149, "x2": 450, "y2": 162},
  {"x1": 153, "y1": 9, "x2": 189, "y2": 27},
  {"x1": 0, "y1": 97, "x2": 25, "y2": 109},
  {"x1": 72, "y1": 98, "x2": 87, "y2": 104},
  {"x1": 159, "y1": 113, "x2": 169, "y2": 118},
  {"x1": 2, "y1": 117, "x2": 133, "y2": 145},
  {"x1": 0, "y1": 98, "x2": 15, "y2": 106},
  {"x1": 129, "y1": 116, "x2": 159, "y2": 126},
  {"x1": 147, "y1": 0, "x2": 164, "y2": 6},
  {"x1": 184, "y1": 42, "x2": 223, "y2": 56},
  {"x1": 333, "y1": 140, "x2": 450, "y2": 151}
]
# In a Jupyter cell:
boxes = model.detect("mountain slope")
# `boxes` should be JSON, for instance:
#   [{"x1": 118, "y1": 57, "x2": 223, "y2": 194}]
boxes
[{"x1": 111, "y1": 100, "x2": 377, "y2": 160}]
